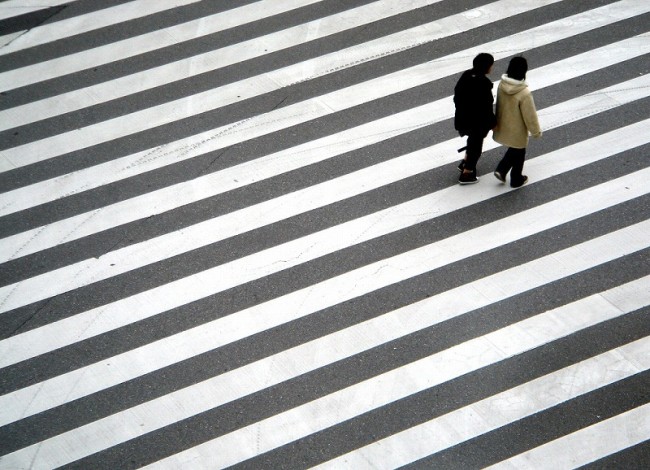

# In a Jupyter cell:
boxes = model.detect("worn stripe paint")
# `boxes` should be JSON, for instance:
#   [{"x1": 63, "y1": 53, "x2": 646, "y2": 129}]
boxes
[
  {"x1": 1, "y1": 178, "x2": 648, "y2": 426},
  {"x1": 9, "y1": 0, "x2": 624, "y2": 169},
  {"x1": 316, "y1": 337, "x2": 650, "y2": 469},
  {"x1": 1, "y1": 103, "x2": 649, "y2": 313},
  {"x1": 0, "y1": 0, "x2": 320, "y2": 56},
  {"x1": 2, "y1": 33, "x2": 647, "y2": 215}
]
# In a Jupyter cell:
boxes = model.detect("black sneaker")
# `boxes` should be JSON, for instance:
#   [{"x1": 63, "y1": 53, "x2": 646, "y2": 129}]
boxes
[
  {"x1": 511, "y1": 175, "x2": 528, "y2": 188},
  {"x1": 457, "y1": 160, "x2": 466, "y2": 172},
  {"x1": 494, "y1": 170, "x2": 506, "y2": 183},
  {"x1": 459, "y1": 171, "x2": 479, "y2": 185}
]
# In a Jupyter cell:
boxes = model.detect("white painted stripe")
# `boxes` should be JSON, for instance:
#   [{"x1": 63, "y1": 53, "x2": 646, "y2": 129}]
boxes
[
  {"x1": 315, "y1": 338, "x2": 650, "y2": 470},
  {"x1": 1, "y1": 93, "x2": 648, "y2": 316},
  {"x1": 3, "y1": 33, "x2": 647, "y2": 217},
  {"x1": 0, "y1": 224, "x2": 646, "y2": 447},
  {"x1": 0, "y1": 0, "x2": 77, "y2": 21},
  {"x1": 10, "y1": 66, "x2": 650, "y2": 284},
  {"x1": 487, "y1": 403, "x2": 650, "y2": 469},
  {"x1": 1, "y1": 116, "x2": 647, "y2": 369},
  {"x1": 0, "y1": 0, "x2": 307, "y2": 56},
  {"x1": 4, "y1": 275, "x2": 649, "y2": 469},
  {"x1": 0, "y1": 121, "x2": 643, "y2": 396},
  {"x1": 0, "y1": 2, "x2": 644, "y2": 213},
  {"x1": 10, "y1": 0, "x2": 646, "y2": 132},
  {"x1": 0, "y1": 0, "x2": 444, "y2": 93},
  {"x1": 148, "y1": 297, "x2": 650, "y2": 468},
  {"x1": 5, "y1": 0, "x2": 628, "y2": 170},
  {"x1": 3, "y1": 51, "x2": 649, "y2": 266},
  {"x1": 0, "y1": 0, "x2": 440, "y2": 130},
  {"x1": 0, "y1": 0, "x2": 206, "y2": 54},
  {"x1": 1, "y1": 174, "x2": 648, "y2": 427},
  {"x1": 7, "y1": 56, "x2": 650, "y2": 290},
  {"x1": 0, "y1": 118, "x2": 646, "y2": 376}
]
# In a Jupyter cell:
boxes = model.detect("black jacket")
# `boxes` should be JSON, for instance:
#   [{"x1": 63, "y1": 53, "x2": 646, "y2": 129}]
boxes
[{"x1": 453, "y1": 69, "x2": 496, "y2": 136}]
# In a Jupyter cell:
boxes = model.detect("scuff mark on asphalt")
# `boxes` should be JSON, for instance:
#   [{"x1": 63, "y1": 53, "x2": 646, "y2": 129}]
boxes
[{"x1": 0, "y1": 5, "x2": 68, "y2": 49}]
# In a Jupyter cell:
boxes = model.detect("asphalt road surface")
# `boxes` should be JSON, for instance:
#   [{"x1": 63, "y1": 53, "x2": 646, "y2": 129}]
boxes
[{"x1": 0, "y1": 0, "x2": 649, "y2": 468}]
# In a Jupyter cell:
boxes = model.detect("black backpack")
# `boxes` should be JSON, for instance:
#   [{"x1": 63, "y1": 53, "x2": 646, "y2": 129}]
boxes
[{"x1": 453, "y1": 70, "x2": 474, "y2": 136}]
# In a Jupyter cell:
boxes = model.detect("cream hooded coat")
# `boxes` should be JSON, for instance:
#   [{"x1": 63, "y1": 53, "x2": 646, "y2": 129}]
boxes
[{"x1": 492, "y1": 75, "x2": 542, "y2": 149}]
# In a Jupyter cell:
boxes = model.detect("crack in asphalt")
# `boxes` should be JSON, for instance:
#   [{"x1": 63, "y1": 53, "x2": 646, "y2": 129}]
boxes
[{"x1": 0, "y1": 5, "x2": 68, "y2": 50}]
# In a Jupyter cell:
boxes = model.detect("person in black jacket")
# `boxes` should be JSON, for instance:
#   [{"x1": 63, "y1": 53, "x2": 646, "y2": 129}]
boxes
[{"x1": 454, "y1": 53, "x2": 497, "y2": 184}]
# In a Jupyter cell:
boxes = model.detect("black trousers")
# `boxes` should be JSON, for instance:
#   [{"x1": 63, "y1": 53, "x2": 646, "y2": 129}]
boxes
[
  {"x1": 464, "y1": 131, "x2": 486, "y2": 172},
  {"x1": 496, "y1": 147, "x2": 526, "y2": 184}
]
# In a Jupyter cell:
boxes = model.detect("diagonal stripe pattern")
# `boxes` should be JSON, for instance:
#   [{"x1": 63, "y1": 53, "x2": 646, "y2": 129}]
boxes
[{"x1": 0, "y1": 0, "x2": 649, "y2": 468}]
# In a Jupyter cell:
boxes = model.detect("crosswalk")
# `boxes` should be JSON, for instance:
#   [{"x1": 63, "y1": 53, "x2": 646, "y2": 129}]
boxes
[{"x1": 0, "y1": 0, "x2": 648, "y2": 468}]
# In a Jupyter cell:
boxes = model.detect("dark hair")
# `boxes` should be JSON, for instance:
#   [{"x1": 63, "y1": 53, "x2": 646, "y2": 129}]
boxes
[
  {"x1": 472, "y1": 53, "x2": 494, "y2": 74},
  {"x1": 506, "y1": 56, "x2": 528, "y2": 80}
]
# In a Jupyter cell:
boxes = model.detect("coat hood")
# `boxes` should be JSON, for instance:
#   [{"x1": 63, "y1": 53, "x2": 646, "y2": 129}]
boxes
[{"x1": 499, "y1": 74, "x2": 528, "y2": 95}]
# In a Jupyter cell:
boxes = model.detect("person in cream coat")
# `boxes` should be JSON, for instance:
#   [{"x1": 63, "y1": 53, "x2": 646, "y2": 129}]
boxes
[{"x1": 492, "y1": 56, "x2": 542, "y2": 188}]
